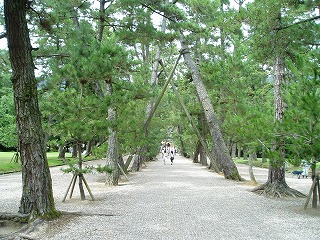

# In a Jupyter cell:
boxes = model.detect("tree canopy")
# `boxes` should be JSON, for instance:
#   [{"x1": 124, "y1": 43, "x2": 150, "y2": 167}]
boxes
[{"x1": 1, "y1": 0, "x2": 319, "y2": 200}]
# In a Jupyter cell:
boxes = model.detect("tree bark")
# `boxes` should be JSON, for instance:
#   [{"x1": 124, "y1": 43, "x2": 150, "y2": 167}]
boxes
[
  {"x1": 180, "y1": 39, "x2": 242, "y2": 181},
  {"x1": 77, "y1": 142, "x2": 86, "y2": 200},
  {"x1": 58, "y1": 145, "x2": 66, "y2": 160},
  {"x1": 72, "y1": 144, "x2": 78, "y2": 158},
  {"x1": 193, "y1": 141, "x2": 200, "y2": 163},
  {"x1": 252, "y1": 56, "x2": 305, "y2": 197},
  {"x1": 177, "y1": 125, "x2": 188, "y2": 157},
  {"x1": 105, "y1": 82, "x2": 119, "y2": 186},
  {"x1": 4, "y1": 0, "x2": 58, "y2": 219},
  {"x1": 132, "y1": 9, "x2": 169, "y2": 170},
  {"x1": 249, "y1": 152, "x2": 257, "y2": 184}
]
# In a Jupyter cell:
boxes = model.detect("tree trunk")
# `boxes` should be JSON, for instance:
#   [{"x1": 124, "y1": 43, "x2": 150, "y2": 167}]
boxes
[
  {"x1": 77, "y1": 143, "x2": 86, "y2": 200},
  {"x1": 261, "y1": 147, "x2": 267, "y2": 163},
  {"x1": 84, "y1": 140, "x2": 93, "y2": 157},
  {"x1": 199, "y1": 107, "x2": 208, "y2": 166},
  {"x1": 231, "y1": 143, "x2": 237, "y2": 159},
  {"x1": 199, "y1": 144, "x2": 207, "y2": 166},
  {"x1": 72, "y1": 144, "x2": 78, "y2": 158},
  {"x1": 252, "y1": 56, "x2": 305, "y2": 197},
  {"x1": 180, "y1": 39, "x2": 242, "y2": 181},
  {"x1": 237, "y1": 147, "x2": 241, "y2": 159},
  {"x1": 131, "y1": 151, "x2": 142, "y2": 172},
  {"x1": 249, "y1": 153, "x2": 257, "y2": 184},
  {"x1": 58, "y1": 145, "x2": 66, "y2": 160},
  {"x1": 132, "y1": 9, "x2": 169, "y2": 170},
  {"x1": 105, "y1": 82, "x2": 119, "y2": 186},
  {"x1": 4, "y1": 0, "x2": 58, "y2": 219},
  {"x1": 177, "y1": 125, "x2": 188, "y2": 157},
  {"x1": 193, "y1": 141, "x2": 200, "y2": 163}
]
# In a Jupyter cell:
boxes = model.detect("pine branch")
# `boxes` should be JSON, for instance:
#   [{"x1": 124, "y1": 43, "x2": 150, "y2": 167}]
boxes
[
  {"x1": 274, "y1": 15, "x2": 320, "y2": 31},
  {"x1": 141, "y1": 3, "x2": 177, "y2": 23},
  {"x1": 35, "y1": 53, "x2": 70, "y2": 58},
  {"x1": 0, "y1": 32, "x2": 7, "y2": 39}
]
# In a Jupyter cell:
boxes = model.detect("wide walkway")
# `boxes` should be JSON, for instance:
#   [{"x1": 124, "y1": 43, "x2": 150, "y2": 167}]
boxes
[{"x1": 0, "y1": 154, "x2": 319, "y2": 240}]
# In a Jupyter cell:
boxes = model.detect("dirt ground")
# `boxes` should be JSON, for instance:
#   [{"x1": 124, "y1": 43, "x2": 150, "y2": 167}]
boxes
[{"x1": 0, "y1": 155, "x2": 319, "y2": 240}]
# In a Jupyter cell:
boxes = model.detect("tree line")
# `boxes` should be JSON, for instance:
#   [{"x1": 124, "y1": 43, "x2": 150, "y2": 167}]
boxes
[{"x1": 1, "y1": 0, "x2": 319, "y2": 220}]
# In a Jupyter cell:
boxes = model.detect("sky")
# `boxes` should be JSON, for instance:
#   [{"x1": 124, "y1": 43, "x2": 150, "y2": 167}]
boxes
[
  {"x1": 0, "y1": 25, "x2": 6, "y2": 49},
  {"x1": 0, "y1": 0, "x2": 249, "y2": 50}
]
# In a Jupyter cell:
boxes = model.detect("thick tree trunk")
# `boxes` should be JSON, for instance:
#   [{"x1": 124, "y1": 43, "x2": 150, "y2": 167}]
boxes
[
  {"x1": 180, "y1": 39, "x2": 242, "y2": 181},
  {"x1": 253, "y1": 56, "x2": 305, "y2": 197},
  {"x1": 198, "y1": 108, "x2": 208, "y2": 166},
  {"x1": 199, "y1": 144, "x2": 207, "y2": 166},
  {"x1": 231, "y1": 143, "x2": 237, "y2": 159},
  {"x1": 105, "y1": 82, "x2": 119, "y2": 186},
  {"x1": 4, "y1": 0, "x2": 58, "y2": 219},
  {"x1": 193, "y1": 141, "x2": 200, "y2": 163},
  {"x1": 72, "y1": 144, "x2": 78, "y2": 158},
  {"x1": 58, "y1": 145, "x2": 66, "y2": 160}
]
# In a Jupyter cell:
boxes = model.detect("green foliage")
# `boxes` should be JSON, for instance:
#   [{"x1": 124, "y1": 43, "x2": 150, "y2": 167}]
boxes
[
  {"x1": 0, "y1": 152, "x2": 72, "y2": 174},
  {"x1": 95, "y1": 164, "x2": 113, "y2": 174},
  {"x1": 61, "y1": 163, "x2": 95, "y2": 174},
  {"x1": 61, "y1": 163, "x2": 113, "y2": 175},
  {"x1": 0, "y1": 92, "x2": 17, "y2": 149},
  {"x1": 5, "y1": 0, "x2": 318, "y2": 173},
  {"x1": 284, "y1": 51, "x2": 320, "y2": 162}
]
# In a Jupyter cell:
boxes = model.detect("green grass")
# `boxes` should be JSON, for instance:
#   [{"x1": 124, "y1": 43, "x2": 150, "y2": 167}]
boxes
[
  {"x1": 0, "y1": 152, "x2": 94, "y2": 174},
  {"x1": 233, "y1": 157, "x2": 270, "y2": 168},
  {"x1": 233, "y1": 157, "x2": 320, "y2": 172}
]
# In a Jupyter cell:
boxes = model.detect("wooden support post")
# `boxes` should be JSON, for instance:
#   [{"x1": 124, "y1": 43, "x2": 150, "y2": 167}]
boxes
[
  {"x1": 304, "y1": 174, "x2": 319, "y2": 209},
  {"x1": 82, "y1": 175, "x2": 95, "y2": 201},
  {"x1": 69, "y1": 174, "x2": 78, "y2": 199},
  {"x1": 124, "y1": 155, "x2": 133, "y2": 172},
  {"x1": 117, "y1": 162, "x2": 129, "y2": 181},
  {"x1": 62, "y1": 174, "x2": 76, "y2": 202}
]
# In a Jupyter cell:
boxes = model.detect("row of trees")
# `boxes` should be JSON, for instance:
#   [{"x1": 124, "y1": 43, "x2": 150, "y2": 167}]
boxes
[{"x1": 1, "y1": 0, "x2": 319, "y2": 219}]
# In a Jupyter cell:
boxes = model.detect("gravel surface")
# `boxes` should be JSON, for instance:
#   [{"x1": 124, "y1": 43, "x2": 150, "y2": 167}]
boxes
[{"x1": 0, "y1": 154, "x2": 319, "y2": 240}]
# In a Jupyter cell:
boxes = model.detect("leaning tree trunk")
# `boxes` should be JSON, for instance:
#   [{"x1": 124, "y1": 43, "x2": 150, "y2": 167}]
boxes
[
  {"x1": 4, "y1": 0, "x2": 58, "y2": 219},
  {"x1": 105, "y1": 82, "x2": 119, "y2": 186},
  {"x1": 193, "y1": 141, "x2": 200, "y2": 163},
  {"x1": 252, "y1": 56, "x2": 305, "y2": 198},
  {"x1": 132, "y1": 10, "x2": 169, "y2": 171},
  {"x1": 180, "y1": 39, "x2": 242, "y2": 181},
  {"x1": 177, "y1": 125, "x2": 188, "y2": 157},
  {"x1": 199, "y1": 108, "x2": 208, "y2": 166}
]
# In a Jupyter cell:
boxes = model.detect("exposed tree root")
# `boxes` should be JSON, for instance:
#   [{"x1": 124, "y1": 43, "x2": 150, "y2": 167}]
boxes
[{"x1": 252, "y1": 182, "x2": 306, "y2": 198}]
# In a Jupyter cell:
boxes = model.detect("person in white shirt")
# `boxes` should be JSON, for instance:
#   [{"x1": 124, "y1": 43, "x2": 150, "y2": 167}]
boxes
[{"x1": 161, "y1": 147, "x2": 167, "y2": 165}]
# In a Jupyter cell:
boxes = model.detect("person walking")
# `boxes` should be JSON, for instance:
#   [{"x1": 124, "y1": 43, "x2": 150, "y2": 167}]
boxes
[
  {"x1": 169, "y1": 149, "x2": 174, "y2": 165},
  {"x1": 161, "y1": 147, "x2": 167, "y2": 165},
  {"x1": 301, "y1": 159, "x2": 310, "y2": 178}
]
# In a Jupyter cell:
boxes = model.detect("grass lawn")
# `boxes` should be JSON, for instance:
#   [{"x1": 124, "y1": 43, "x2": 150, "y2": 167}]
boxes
[
  {"x1": 0, "y1": 152, "x2": 77, "y2": 174},
  {"x1": 233, "y1": 157, "x2": 320, "y2": 172},
  {"x1": 233, "y1": 157, "x2": 270, "y2": 169}
]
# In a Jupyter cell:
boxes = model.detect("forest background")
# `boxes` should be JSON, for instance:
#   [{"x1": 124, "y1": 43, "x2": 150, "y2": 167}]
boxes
[{"x1": 0, "y1": 0, "x2": 320, "y2": 218}]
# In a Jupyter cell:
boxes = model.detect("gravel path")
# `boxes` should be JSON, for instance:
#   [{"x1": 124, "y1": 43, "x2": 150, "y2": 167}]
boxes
[{"x1": 0, "y1": 154, "x2": 319, "y2": 240}]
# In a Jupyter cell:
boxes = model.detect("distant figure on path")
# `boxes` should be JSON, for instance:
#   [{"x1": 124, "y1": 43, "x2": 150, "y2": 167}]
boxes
[
  {"x1": 300, "y1": 159, "x2": 310, "y2": 178},
  {"x1": 169, "y1": 149, "x2": 174, "y2": 165},
  {"x1": 162, "y1": 147, "x2": 167, "y2": 165}
]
